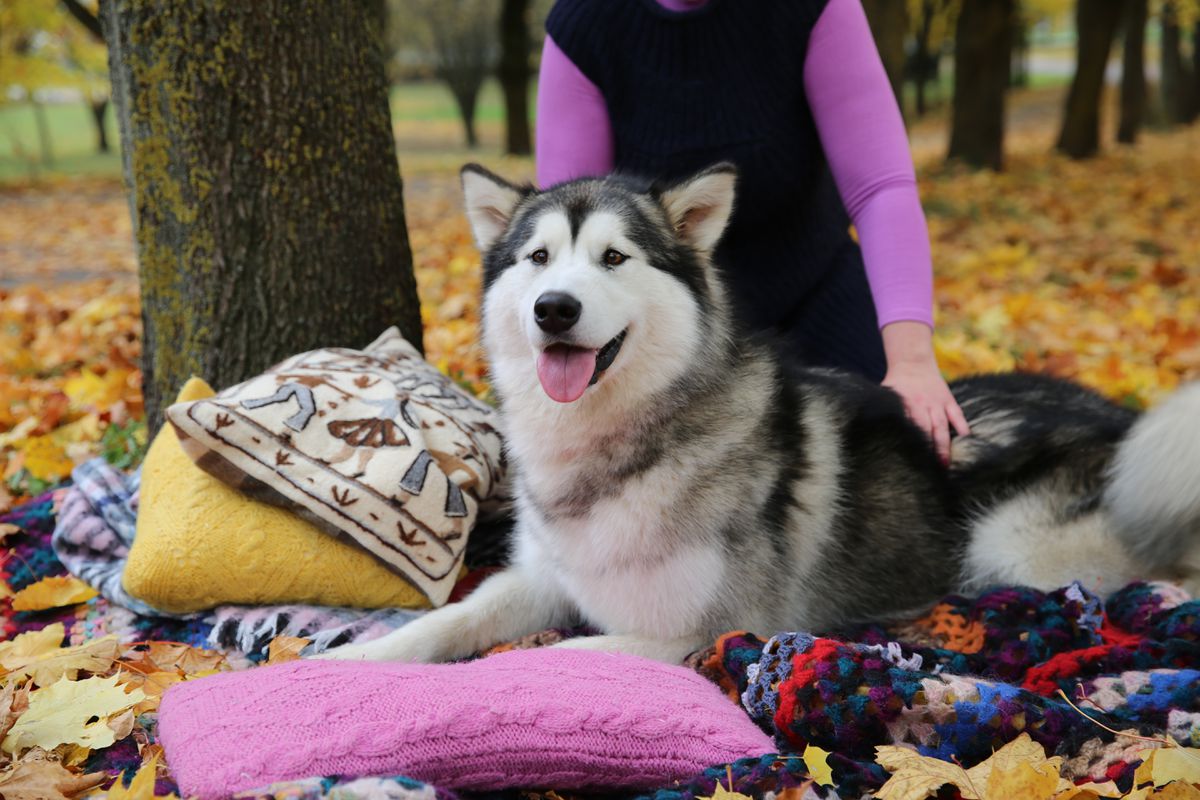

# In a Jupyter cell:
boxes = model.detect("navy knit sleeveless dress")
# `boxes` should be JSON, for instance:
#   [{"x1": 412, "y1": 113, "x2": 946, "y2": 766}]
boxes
[{"x1": 545, "y1": 0, "x2": 888, "y2": 380}]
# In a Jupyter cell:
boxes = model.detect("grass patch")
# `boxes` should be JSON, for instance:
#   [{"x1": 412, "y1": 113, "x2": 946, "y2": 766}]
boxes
[{"x1": 0, "y1": 101, "x2": 122, "y2": 181}]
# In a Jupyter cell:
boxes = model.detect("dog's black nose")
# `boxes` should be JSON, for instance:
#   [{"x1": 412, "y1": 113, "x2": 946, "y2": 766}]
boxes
[{"x1": 534, "y1": 291, "x2": 582, "y2": 334}]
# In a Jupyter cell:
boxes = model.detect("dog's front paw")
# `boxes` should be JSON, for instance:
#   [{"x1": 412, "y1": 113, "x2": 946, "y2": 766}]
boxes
[
  {"x1": 308, "y1": 641, "x2": 391, "y2": 662},
  {"x1": 307, "y1": 629, "x2": 439, "y2": 663}
]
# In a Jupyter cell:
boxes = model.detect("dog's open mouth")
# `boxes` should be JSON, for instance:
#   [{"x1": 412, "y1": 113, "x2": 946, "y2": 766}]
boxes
[{"x1": 536, "y1": 329, "x2": 628, "y2": 403}]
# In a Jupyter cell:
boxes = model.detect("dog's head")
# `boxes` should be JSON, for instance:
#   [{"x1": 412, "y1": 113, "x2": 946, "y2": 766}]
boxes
[{"x1": 461, "y1": 163, "x2": 736, "y2": 412}]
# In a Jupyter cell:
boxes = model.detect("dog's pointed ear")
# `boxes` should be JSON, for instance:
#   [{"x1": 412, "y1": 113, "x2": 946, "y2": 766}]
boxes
[
  {"x1": 657, "y1": 163, "x2": 737, "y2": 254},
  {"x1": 461, "y1": 164, "x2": 528, "y2": 251}
]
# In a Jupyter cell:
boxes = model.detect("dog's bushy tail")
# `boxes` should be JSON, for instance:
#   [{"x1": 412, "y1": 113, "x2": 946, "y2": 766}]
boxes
[{"x1": 1105, "y1": 381, "x2": 1200, "y2": 573}]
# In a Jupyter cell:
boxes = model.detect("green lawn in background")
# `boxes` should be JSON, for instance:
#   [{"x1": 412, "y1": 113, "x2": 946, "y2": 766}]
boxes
[
  {"x1": 0, "y1": 70, "x2": 1075, "y2": 183},
  {"x1": 0, "y1": 100, "x2": 122, "y2": 181},
  {"x1": 0, "y1": 79, "x2": 517, "y2": 182},
  {"x1": 390, "y1": 79, "x2": 512, "y2": 123}
]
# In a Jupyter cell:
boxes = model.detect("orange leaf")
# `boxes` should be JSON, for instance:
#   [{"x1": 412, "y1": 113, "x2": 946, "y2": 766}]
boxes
[{"x1": 267, "y1": 636, "x2": 311, "y2": 664}]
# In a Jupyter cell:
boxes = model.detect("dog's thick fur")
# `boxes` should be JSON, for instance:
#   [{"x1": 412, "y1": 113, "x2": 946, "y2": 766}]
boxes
[{"x1": 321, "y1": 164, "x2": 1200, "y2": 665}]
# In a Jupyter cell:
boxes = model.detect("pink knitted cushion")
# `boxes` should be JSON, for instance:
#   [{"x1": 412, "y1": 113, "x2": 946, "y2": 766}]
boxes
[{"x1": 157, "y1": 648, "x2": 773, "y2": 798}]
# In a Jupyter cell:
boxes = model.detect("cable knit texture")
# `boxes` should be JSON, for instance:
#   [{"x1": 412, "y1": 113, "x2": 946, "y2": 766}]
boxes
[
  {"x1": 125, "y1": 378, "x2": 431, "y2": 614},
  {"x1": 157, "y1": 648, "x2": 774, "y2": 798}
]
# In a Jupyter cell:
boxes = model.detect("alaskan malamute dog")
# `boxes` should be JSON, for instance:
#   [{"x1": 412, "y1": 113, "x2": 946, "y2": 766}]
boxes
[{"x1": 324, "y1": 163, "x2": 1200, "y2": 665}]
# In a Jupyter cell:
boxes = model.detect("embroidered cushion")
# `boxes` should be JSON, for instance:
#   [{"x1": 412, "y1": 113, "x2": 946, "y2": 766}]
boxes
[
  {"x1": 124, "y1": 378, "x2": 432, "y2": 613},
  {"x1": 164, "y1": 328, "x2": 507, "y2": 606},
  {"x1": 157, "y1": 648, "x2": 775, "y2": 797}
]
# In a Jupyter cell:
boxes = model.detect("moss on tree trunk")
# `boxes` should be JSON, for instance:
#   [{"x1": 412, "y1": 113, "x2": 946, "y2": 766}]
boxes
[{"x1": 102, "y1": 0, "x2": 423, "y2": 432}]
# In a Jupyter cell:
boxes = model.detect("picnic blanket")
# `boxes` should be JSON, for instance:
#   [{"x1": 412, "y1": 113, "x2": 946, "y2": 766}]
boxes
[{"x1": 4, "y1": 477, "x2": 1199, "y2": 799}]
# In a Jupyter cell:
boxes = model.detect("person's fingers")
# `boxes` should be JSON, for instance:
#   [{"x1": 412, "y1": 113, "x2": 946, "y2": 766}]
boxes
[
  {"x1": 930, "y1": 407, "x2": 951, "y2": 466},
  {"x1": 946, "y1": 397, "x2": 971, "y2": 437}
]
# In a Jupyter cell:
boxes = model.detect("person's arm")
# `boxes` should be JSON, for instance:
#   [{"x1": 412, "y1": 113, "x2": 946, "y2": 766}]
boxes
[
  {"x1": 803, "y1": 0, "x2": 968, "y2": 462},
  {"x1": 535, "y1": 34, "x2": 615, "y2": 188}
]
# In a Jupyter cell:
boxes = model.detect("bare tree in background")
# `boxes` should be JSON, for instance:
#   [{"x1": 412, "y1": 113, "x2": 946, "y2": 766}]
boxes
[
  {"x1": 948, "y1": 0, "x2": 1015, "y2": 169},
  {"x1": 909, "y1": 0, "x2": 960, "y2": 118},
  {"x1": 861, "y1": 0, "x2": 907, "y2": 116},
  {"x1": 58, "y1": 0, "x2": 110, "y2": 153},
  {"x1": 1056, "y1": 0, "x2": 1125, "y2": 159},
  {"x1": 499, "y1": 0, "x2": 532, "y2": 155},
  {"x1": 404, "y1": 0, "x2": 496, "y2": 148},
  {"x1": 1160, "y1": 2, "x2": 1196, "y2": 125},
  {"x1": 1118, "y1": 0, "x2": 1149, "y2": 144},
  {"x1": 1010, "y1": 19, "x2": 1029, "y2": 87},
  {"x1": 1194, "y1": 19, "x2": 1200, "y2": 120}
]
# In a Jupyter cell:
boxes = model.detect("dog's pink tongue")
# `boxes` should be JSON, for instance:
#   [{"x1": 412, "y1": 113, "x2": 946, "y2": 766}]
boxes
[{"x1": 537, "y1": 345, "x2": 597, "y2": 403}]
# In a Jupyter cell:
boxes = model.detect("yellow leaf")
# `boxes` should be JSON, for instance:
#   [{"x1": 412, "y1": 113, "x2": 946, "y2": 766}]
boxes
[
  {"x1": 0, "y1": 418, "x2": 39, "y2": 450},
  {"x1": 11, "y1": 576, "x2": 98, "y2": 611},
  {"x1": 1, "y1": 675, "x2": 145, "y2": 755},
  {"x1": 16, "y1": 435, "x2": 74, "y2": 483},
  {"x1": 0, "y1": 624, "x2": 66, "y2": 672},
  {"x1": 697, "y1": 766, "x2": 754, "y2": 800},
  {"x1": 877, "y1": 735, "x2": 1066, "y2": 800},
  {"x1": 966, "y1": 733, "x2": 1063, "y2": 790},
  {"x1": 986, "y1": 760, "x2": 1060, "y2": 800},
  {"x1": 0, "y1": 747, "x2": 108, "y2": 800},
  {"x1": 1054, "y1": 780, "x2": 1121, "y2": 799},
  {"x1": 63, "y1": 370, "x2": 129, "y2": 411},
  {"x1": 803, "y1": 744, "x2": 836, "y2": 787},
  {"x1": 106, "y1": 755, "x2": 180, "y2": 800},
  {"x1": 1148, "y1": 784, "x2": 1200, "y2": 799},
  {"x1": 1135, "y1": 747, "x2": 1166, "y2": 789},
  {"x1": 57, "y1": 742, "x2": 92, "y2": 768},
  {"x1": 0, "y1": 633, "x2": 119, "y2": 687},
  {"x1": 876, "y1": 744, "x2": 981, "y2": 800},
  {"x1": 50, "y1": 413, "x2": 102, "y2": 449},
  {"x1": 267, "y1": 635, "x2": 311, "y2": 664},
  {"x1": 1149, "y1": 747, "x2": 1200, "y2": 788}
]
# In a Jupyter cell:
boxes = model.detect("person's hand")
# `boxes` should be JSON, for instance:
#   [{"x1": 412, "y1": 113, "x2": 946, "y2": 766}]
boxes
[{"x1": 881, "y1": 321, "x2": 970, "y2": 466}]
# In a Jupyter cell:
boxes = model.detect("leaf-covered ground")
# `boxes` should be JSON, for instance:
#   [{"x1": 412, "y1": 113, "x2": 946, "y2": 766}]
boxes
[{"x1": 3, "y1": 112, "x2": 1199, "y2": 506}]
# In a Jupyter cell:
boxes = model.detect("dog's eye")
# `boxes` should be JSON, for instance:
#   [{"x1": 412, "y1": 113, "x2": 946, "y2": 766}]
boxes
[
  {"x1": 530, "y1": 248, "x2": 549, "y2": 265},
  {"x1": 603, "y1": 249, "x2": 627, "y2": 266}
]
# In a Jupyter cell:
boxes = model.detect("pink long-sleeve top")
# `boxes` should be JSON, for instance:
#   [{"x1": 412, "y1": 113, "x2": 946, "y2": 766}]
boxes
[{"x1": 536, "y1": 0, "x2": 934, "y2": 330}]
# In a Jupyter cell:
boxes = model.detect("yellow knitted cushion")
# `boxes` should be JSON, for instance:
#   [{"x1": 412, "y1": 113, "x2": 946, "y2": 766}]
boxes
[{"x1": 123, "y1": 378, "x2": 431, "y2": 614}]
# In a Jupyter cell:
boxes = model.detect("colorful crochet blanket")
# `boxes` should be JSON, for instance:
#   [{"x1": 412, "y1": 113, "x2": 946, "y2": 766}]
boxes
[{"x1": 5, "y1": 487, "x2": 1200, "y2": 799}]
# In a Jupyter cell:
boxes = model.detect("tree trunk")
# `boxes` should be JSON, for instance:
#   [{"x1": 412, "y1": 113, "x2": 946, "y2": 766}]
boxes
[
  {"x1": 32, "y1": 99, "x2": 55, "y2": 168},
  {"x1": 948, "y1": 0, "x2": 1014, "y2": 170},
  {"x1": 451, "y1": 85, "x2": 481, "y2": 148},
  {"x1": 1160, "y1": 7, "x2": 1193, "y2": 125},
  {"x1": 60, "y1": 0, "x2": 104, "y2": 39},
  {"x1": 102, "y1": 0, "x2": 424, "y2": 432},
  {"x1": 1056, "y1": 0, "x2": 1124, "y2": 159},
  {"x1": 498, "y1": 0, "x2": 531, "y2": 156},
  {"x1": 90, "y1": 98, "x2": 110, "y2": 153},
  {"x1": 1010, "y1": 17, "x2": 1029, "y2": 87},
  {"x1": 1118, "y1": 0, "x2": 1148, "y2": 144},
  {"x1": 914, "y1": 1, "x2": 936, "y2": 116},
  {"x1": 1192, "y1": 20, "x2": 1200, "y2": 120},
  {"x1": 861, "y1": 0, "x2": 908, "y2": 116}
]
